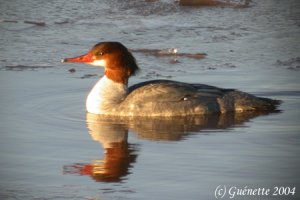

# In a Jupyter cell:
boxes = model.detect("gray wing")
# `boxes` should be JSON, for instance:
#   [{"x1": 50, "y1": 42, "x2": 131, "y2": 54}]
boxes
[
  {"x1": 121, "y1": 80, "x2": 279, "y2": 115},
  {"x1": 125, "y1": 79, "x2": 233, "y2": 103}
]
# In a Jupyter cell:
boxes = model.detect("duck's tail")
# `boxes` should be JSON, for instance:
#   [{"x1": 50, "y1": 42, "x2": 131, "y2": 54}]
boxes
[
  {"x1": 254, "y1": 97, "x2": 281, "y2": 111},
  {"x1": 223, "y1": 91, "x2": 281, "y2": 112}
]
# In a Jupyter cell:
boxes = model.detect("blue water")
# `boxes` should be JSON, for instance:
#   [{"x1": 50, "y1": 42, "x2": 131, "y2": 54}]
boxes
[{"x1": 1, "y1": 0, "x2": 300, "y2": 199}]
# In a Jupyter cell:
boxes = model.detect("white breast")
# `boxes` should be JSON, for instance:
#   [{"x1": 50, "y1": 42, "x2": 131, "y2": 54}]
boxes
[{"x1": 86, "y1": 76, "x2": 127, "y2": 114}]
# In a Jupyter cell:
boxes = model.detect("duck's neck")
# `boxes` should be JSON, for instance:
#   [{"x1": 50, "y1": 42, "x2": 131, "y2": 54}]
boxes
[{"x1": 86, "y1": 75, "x2": 127, "y2": 114}]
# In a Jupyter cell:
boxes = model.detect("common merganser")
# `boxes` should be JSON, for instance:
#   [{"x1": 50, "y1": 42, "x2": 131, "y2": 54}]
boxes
[{"x1": 61, "y1": 42, "x2": 280, "y2": 116}]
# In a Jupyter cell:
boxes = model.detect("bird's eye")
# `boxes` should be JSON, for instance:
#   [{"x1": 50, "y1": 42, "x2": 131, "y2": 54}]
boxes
[{"x1": 96, "y1": 52, "x2": 104, "y2": 56}]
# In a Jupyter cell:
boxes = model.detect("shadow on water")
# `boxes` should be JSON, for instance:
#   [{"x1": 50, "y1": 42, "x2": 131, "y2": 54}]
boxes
[
  {"x1": 63, "y1": 110, "x2": 279, "y2": 183},
  {"x1": 178, "y1": 0, "x2": 251, "y2": 8}
]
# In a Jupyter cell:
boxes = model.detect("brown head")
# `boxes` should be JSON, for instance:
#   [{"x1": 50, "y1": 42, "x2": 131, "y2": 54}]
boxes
[{"x1": 62, "y1": 42, "x2": 139, "y2": 84}]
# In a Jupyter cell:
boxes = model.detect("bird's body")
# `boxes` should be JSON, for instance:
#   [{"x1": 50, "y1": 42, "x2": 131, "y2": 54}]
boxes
[{"x1": 62, "y1": 42, "x2": 280, "y2": 116}]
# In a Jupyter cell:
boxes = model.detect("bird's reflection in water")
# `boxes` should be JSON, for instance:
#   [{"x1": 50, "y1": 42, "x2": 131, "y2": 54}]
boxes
[
  {"x1": 63, "y1": 111, "x2": 278, "y2": 182},
  {"x1": 63, "y1": 114, "x2": 138, "y2": 182}
]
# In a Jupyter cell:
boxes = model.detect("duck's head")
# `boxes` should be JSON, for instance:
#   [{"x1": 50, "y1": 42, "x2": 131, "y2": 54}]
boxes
[{"x1": 62, "y1": 42, "x2": 139, "y2": 84}]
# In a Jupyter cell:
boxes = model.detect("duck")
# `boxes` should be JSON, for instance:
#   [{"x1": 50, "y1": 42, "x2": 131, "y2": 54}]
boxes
[{"x1": 61, "y1": 41, "x2": 280, "y2": 116}]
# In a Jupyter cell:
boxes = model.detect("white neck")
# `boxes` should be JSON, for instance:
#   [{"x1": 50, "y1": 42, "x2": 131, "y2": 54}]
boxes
[{"x1": 86, "y1": 76, "x2": 127, "y2": 114}]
